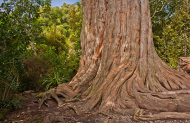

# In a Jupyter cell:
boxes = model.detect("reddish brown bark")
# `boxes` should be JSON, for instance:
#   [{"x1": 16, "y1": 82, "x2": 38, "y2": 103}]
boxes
[
  {"x1": 40, "y1": 0, "x2": 190, "y2": 120},
  {"x1": 178, "y1": 57, "x2": 190, "y2": 74}
]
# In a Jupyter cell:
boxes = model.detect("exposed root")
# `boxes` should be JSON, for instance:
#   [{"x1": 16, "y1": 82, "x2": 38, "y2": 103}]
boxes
[
  {"x1": 38, "y1": 84, "x2": 77, "y2": 108},
  {"x1": 133, "y1": 90, "x2": 190, "y2": 121},
  {"x1": 68, "y1": 103, "x2": 81, "y2": 115},
  {"x1": 152, "y1": 90, "x2": 190, "y2": 95},
  {"x1": 95, "y1": 111, "x2": 112, "y2": 118},
  {"x1": 38, "y1": 90, "x2": 52, "y2": 109},
  {"x1": 51, "y1": 90, "x2": 65, "y2": 107},
  {"x1": 134, "y1": 109, "x2": 145, "y2": 121},
  {"x1": 134, "y1": 109, "x2": 190, "y2": 121},
  {"x1": 44, "y1": 102, "x2": 49, "y2": 107},
  {"x1": 65, "y1": 98, "x2": 80, "y2": 103}
]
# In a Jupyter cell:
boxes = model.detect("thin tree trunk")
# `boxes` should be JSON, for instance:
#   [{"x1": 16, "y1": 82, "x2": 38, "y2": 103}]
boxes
[{"x1": 30, "y1": 41, "x2": 37, "y2": 56}]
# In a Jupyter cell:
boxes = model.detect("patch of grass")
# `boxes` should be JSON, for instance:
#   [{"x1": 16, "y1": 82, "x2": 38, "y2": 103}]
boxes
[{"x1": 0, "y1": 99, "x2": 20, "y2": 121}]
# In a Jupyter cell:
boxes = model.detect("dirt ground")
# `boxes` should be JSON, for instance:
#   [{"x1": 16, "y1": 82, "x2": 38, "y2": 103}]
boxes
[{"x1": 3, "y1": 91, "x2": 190, "y2": 123}]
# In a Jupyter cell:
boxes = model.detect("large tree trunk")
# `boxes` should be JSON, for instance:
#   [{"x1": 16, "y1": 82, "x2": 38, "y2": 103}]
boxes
[{"x1": 40, "y1": 0, "x2": 190, "y2": 121}]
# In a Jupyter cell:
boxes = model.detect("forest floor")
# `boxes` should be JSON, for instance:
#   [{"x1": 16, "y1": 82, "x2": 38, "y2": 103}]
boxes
[{"x1": 4, "y1": 91, "x2": 190, "y2": 123}]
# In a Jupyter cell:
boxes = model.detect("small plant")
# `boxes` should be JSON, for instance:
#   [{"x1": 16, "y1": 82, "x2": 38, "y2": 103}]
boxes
[
  {"x1": 0, "y1": 99, "x2": 20, "y2": 121},
  {"x1": 37, "y1": 93, "x2": 43, "y2": 99},
  {"x1": 42, "y1": 71, "x2": 69, "y2": 91},
  {"x1": 0, "y1": 99, "x2": 20, "y2": 110}
]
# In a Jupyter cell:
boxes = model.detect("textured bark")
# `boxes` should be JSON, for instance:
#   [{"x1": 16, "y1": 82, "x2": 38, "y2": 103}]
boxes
[
  {"x1": 178, "y1": 57, "x2": 190, "y2": 74},
  {"x1": 40, "y1": 0, "x2": 190, "y2": 120}
]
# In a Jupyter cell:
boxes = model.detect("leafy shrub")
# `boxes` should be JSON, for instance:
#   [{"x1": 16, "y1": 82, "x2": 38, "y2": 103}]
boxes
[
  {"x1": 19, "y1": 55, "x2": 49, "y2": 91},
  {"x1": 38, "y1": 45, "x2": 79, "y2": 91},
  {"x1": 20, "y1": 44, "x2": 80, "y2": 91}
]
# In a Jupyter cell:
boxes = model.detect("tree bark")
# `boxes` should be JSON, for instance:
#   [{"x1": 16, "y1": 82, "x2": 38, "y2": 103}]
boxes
[
  {"x1": 41, "y1": 0, "x2": 190, "y2": 120},
  {"x1": 178, "y1": 57, "x2": 190, "y2": 74},
  {"x1": 70, "y1": 0, "x2": 190, "y2": 115}
]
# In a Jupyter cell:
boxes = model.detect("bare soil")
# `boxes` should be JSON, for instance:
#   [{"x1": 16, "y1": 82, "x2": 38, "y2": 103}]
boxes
[{"x1": 4, "y1": 91, "x2": 190, "y2": 123}]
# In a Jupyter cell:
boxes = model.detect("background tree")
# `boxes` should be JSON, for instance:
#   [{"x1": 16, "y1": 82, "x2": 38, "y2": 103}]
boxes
[
  {"x1": 43, "y1": 6, "x2": 66, "y2": 54},
  {"x1": 150, "y1": 0, "x2": 190, "y2": 68},
  {"x1": 162, "y1": 3, "x2": 190, "y2": 68},
  {"x1": 0, "y1": 0, "x2": 51, "y2": 100},
  {"x1": 68, "y1": 2, "x2": 82, "y2": 58}
]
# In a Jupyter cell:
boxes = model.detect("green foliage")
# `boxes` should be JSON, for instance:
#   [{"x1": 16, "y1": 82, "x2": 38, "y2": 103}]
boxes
[
  {"x1": 0, "y1": 8, "x2": 24, "y2": 100},
  {"x1": 150, "y1": 0, "x2": 190, "y2": 69},
  {"x1": 42, "y1": 71, "x2": 68, "y2": 91},
  {"x1": 21, "y1": 42, "x2": 80, "y2": 91},
  {"x1": 0, "y1": 99, "x2": 20, "y2": 110},
  {"x1": 0, "y1": 99, "x2": 20, "y2": 121},
  {"x1": 37, "y1": 44, "x2": 80, "y2": 90},
  {"x1": 44, "y1": 25, "x2": 68, "y2": 54},
  {"x1": 0, "y1": 0, "x2": 51, "y2": 99},
  {"x1": 68, "y1": 2, "x2": 82, "y2": 57},
  {"x1": 26, "y1": 2, "x2": 82, "y2": 91},
  {"x1": 0, "y1": 1, "x2": 82, "y2": 120}
]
